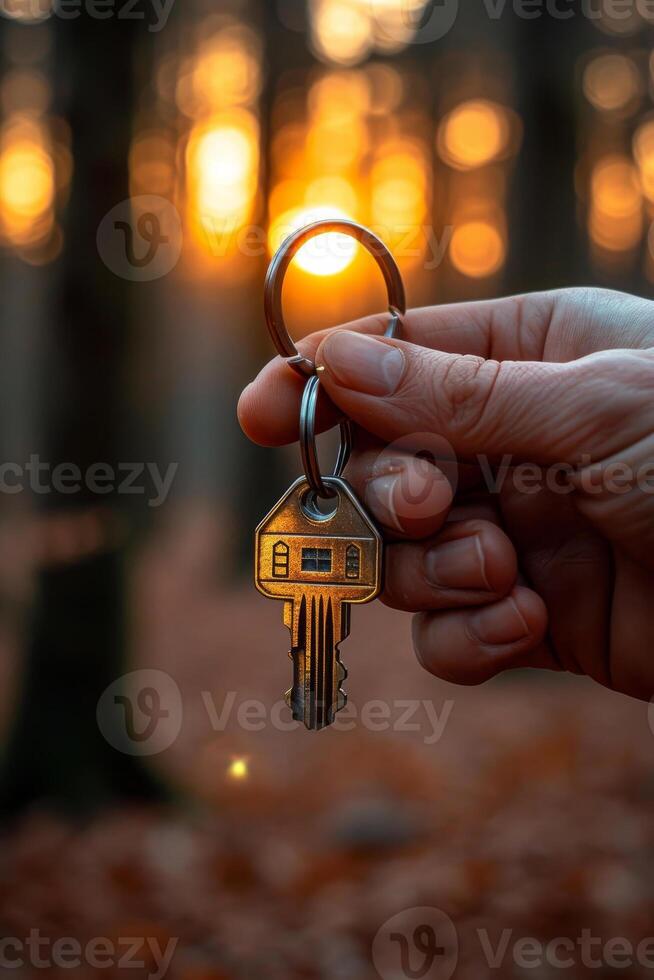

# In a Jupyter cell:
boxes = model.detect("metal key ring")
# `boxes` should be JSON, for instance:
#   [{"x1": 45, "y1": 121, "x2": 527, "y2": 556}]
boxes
[
  {"x1": 264, "y1": 219, "x2": 406, "y2": 499},
  {"x1": 264, "y1": 219, "x2": 406, "y2": 376},
  {"x1": 299, "y1": 374, "x2": 352, "y2": 500}
]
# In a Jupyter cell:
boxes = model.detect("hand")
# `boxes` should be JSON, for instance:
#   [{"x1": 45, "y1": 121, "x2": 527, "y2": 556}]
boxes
[{"x1": 239, "y1": 288, "x2": 654, "y2": 702}]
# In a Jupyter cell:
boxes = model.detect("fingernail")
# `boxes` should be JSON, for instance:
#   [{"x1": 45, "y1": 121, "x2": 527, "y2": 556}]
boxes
[
  {"x1": 469, "y1": 598, "x2": 530, "y2": 646},
  {"x1": 424, "y1": 536, "x2": 492, "y2": 591},
  {"x1": 365, "y1": 472, "x2": 405, "y2": 533},
  {"x1": 319, "y1": 331, "x2": 405, "y2": 396}
]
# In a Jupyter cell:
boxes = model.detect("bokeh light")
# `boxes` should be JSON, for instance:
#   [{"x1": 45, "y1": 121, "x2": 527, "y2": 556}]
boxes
[
  {"x1": 438, "y1": 100, "x2": 512, "y2": 171},
  {"x1": 633, "y1": 119, "x2": 654, "y2": 167},
  {"x1": 371, "y1": 141, "x2": 430, "y2": 247},
  {"x1": 450, "y1": 220, "x2": 505, "y2": 278},
  {"x1": 593, "y1": 4, "x2": 642, "y2": 36},
  {"x1": 0, "y1": 116, "x2": 55, "y2": 248},
  {"x1": 307, "y1": 113, "x2": 369, "y2": 172},
  {"x1": 186, "y1": 110, "x2": 259, "y2": 249},
  {"x1": 176, "y1": 24, "x2": 262, "y2": 119},
  {"x1": 366, "y1": 63, "x2": 403, "y2": 116},
  {"x1": 0, "y1": 0, "x2": 52, "y2": 22},
  {"x1": 308, "y1": 70, "x2": 371, "y2": 121},
  {"x1": 310, "y1": 0, "x2": 429, "y2": 65},
  {"x1": 268, "y1": 206, "x2": 358, "y2": 276},
  {"x1": 129, "y1": 130, "x2": 176, "y2": 199},
  {"x1": 178, "y1": 19, "x2": 263, "y2": 265},
  {"x1": 633, "y1": 120, "x2": 654, "y2": 204},
  {"x1": 310, "y1": 0, "x2": 372, "y2": 67},
  {"x1": 266, "y1": 68, "x2": 374, "y2": 286},
  {"x1": 368, "y1": 0, "x2": 428, "y2": 54},
  {"x1": 227, "y1": 758, "x2": 249, "y2": 781},
  {"x1": 1, "y1": 69, "x2": 50, "y2": 116},
  {"x1": 583, "y1": 53, "x2": 641, "y2": 114},
  {"x1": 589, "y1": 155, "x2": 643, "y2": 252},
  {"x1": 304, "y1": 175, "x2": 358, "y2": 215}
]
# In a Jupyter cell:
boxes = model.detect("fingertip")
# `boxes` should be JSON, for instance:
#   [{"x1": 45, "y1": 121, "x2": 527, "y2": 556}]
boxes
[
  {"x1": 237, "y1": 379, "x2": 277, "y2": 446},
  {"x1": 363, "y1": 456, "x2": 453, "y2": 539},
  {"x1": 237, "y1": 358, "x2": 306, "y2": 446},
  {"x1": 473, "y1": 522, "x2": 518, "y2": 597},
  {"x1": 510, "y1": 585, "x2": 548, "y2": 642},
  {"x1": 236, "y1": 380, "x2": 255, "y2": 436}
]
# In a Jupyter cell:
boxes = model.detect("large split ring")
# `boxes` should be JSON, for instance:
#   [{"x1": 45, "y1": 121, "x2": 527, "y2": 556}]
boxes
[{"x1": 264, "y1": 219, "x2": 407, "y2": 498}]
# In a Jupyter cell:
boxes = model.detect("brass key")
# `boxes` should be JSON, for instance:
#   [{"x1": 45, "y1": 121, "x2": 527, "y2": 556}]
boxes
[{"x1": 255, "y1": 476, "x2": 382, "y2": 730}]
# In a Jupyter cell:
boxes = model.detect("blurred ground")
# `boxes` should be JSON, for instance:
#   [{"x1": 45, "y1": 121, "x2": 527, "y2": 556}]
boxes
[{"x1": 1, "y1": 514, "x2": 653, "y2": 979}]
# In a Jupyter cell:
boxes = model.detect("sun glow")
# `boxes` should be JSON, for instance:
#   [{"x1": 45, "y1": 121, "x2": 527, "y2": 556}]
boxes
[
  {"x1": 186, "y1": 111, "x2": 259, "y2": 246},
  {"x1": 268, "y1": 205, "x2": 358, "y2": 276}
]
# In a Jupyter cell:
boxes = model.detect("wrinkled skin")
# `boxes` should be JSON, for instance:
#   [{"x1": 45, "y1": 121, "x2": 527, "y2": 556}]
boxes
[{"x1": 239, "y1": 288, "x2": 654, "y2": 702}]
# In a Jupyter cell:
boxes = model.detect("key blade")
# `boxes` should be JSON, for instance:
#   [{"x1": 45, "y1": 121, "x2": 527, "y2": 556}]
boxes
[{"x1": 287, "y1": 593, "x2": 350, "y2": 730}]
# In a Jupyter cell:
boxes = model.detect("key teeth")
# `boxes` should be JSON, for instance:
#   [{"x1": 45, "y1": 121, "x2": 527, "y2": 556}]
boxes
[
  {"x1": 284, "y1": 683, "x2": 347, "y2": 728},
  {"x1": 285, "y1": 629, "x2": 350, "y2": 731}
]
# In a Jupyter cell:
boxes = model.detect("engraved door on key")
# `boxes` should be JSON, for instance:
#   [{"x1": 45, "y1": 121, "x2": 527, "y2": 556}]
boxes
[{"x1": 255, "y1": 476, "x2": 381, "y2": 730}]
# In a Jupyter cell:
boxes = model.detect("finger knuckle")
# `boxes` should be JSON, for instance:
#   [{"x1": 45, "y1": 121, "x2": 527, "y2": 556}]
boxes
[{"x1": 438, "y1": 354, "x2": 502, "y2": 440}]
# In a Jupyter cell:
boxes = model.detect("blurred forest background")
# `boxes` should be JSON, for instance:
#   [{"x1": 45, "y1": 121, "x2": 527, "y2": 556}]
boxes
[{"x1": 0, "y1": 1, "x2": 653, "y2": 977}]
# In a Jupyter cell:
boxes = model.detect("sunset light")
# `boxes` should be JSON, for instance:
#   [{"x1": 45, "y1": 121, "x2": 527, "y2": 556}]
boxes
[
  {"x1": 0, "y1": 118, "x2": 55, "y2": 248},
  {"x1": 186, "y1": 111, "x2": 259, "y2": 246},
  {"x1": 268, "y1": 206, "x2": 358, "y2": 276}
]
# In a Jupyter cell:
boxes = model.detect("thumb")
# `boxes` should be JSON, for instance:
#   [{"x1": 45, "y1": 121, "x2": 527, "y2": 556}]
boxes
[{"x1": 316, "y1": 330, "x2": 647, "y2": 465}]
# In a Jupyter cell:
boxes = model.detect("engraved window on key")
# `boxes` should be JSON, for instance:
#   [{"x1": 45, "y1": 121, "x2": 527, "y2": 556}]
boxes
[
  {"x1": 272, "y1": 541, "x2": 290, "y2": 578},
  {"x1": 301, "y1": 548, "x2": 332, "y2": 572},
  {"x1": 345, "y1": 544, "x2": 360, "y2": 579}
]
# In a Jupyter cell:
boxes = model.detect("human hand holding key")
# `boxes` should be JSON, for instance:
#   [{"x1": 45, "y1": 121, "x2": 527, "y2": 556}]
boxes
[{"x1": 241, "y1": 285, "x2": 654, "y2": 705}]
